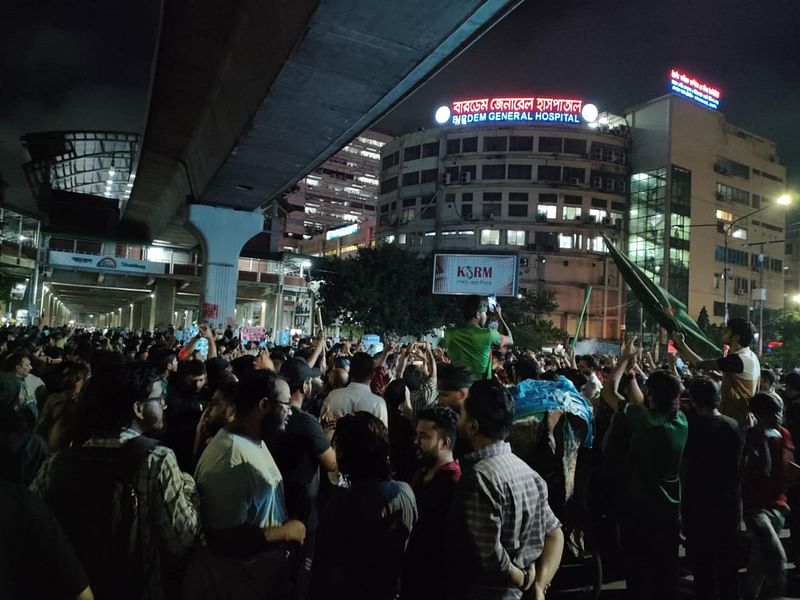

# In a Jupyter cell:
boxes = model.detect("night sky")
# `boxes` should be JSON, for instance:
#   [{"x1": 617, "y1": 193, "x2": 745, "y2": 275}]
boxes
[
  {"x1": 378, "y1": 0, "x2": 800, "y2": 189},
  {"x1": 1, "y1": 0, "x2": 798, "y2": 216}
]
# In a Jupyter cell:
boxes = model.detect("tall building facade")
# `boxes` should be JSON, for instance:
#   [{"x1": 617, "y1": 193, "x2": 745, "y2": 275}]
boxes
[
  {"x1": 376, "y1": 77, "x2": 791, "y2": 344},
  {"x1": 376, "y1": 115, "x2": 630, "y2": 340},
  {"x1": 283, "y1": 131, "x2": 392, "y2": 248},
  {"x1": 625, "y1": 93, "x2": 788, "y2": 333},
  {"x1": 785, "y1": 219, "x2": 800, "y2": 305}
]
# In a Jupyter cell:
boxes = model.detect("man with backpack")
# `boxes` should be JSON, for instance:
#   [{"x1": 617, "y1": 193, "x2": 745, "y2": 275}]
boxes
[{"x1": 32, "y1": 361, "x2": 202, "y2": 599}]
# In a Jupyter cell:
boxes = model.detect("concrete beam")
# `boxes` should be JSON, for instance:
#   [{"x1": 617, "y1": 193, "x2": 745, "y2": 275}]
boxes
[{"x1": 122, "y1": 0, "x2": 522, "y2": 241}]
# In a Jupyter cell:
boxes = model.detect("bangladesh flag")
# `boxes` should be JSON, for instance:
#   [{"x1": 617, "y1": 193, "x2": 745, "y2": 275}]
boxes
[{"x1": 603, "y1": 235, "x2": 720, "y2": 357}]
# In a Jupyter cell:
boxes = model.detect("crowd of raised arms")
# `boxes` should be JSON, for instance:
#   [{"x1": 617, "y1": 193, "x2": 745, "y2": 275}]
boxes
[{"x1": 0, "y1": 293, "x2": 797, "y2": 600}]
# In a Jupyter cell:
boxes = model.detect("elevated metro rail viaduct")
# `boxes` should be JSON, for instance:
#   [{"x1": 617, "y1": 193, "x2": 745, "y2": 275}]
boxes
[{"x1": 121, "y1": 0, "x2": 522, "y2": 328}]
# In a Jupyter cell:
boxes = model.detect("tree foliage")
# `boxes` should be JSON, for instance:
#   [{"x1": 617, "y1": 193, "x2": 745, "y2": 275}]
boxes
[
  {"x1": 499, "y1": 288, "x2": 565, "y2": 351},
  {"x1": 314, "y1": 247, "x2": 567, "y2": 348},
  {"x1": 502, "y1": 288, "x2": 559, "y2": 323},
  {"x1": 763, "y1": 309, "x2": 800, "y2": 369},
  {"x1": 314, "y1": 245, "x2": 460, "y2": 337}
]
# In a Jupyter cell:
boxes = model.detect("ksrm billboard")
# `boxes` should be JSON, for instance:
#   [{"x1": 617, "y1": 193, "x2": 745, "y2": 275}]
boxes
[{"x1": 432, "y1": 253, "x2": 519, "y2": 297}]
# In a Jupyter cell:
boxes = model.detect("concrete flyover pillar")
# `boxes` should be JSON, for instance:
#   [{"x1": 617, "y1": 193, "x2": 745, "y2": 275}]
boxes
[
  {"x1": 153, "y1": 279, "x2": 176, "y2": 331},
  {"x1": 142, "y1": 296, "x2": 155, "y2": 332},
  {"x1": 188, "y1": 205, "x2": 263, "y2": 330},
  {"x1": 260, "y1": 300, "x2": 268, "y2": 327},
  {"x1": 133, "y1": 302, "x2": 144, "y2": 333}
]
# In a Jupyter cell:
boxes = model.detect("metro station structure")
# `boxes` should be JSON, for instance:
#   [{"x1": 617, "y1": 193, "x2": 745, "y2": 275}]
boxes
[{"x1": 0, "y1": 0, "x2": 523, "y2": 334}]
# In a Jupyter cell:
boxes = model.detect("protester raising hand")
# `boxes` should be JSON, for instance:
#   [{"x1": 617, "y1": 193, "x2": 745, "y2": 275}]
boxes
[{"x1": 621, "y1": 336, "x2": 638, "y2": 361}]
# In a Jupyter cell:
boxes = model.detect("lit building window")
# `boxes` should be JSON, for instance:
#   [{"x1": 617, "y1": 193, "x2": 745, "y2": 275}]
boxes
[
  {"x1": 146, "y1": 247, "x2": 171, "y2": 263},
  {"x1": 507, "y1": 230, "x2": 526, "y2": 246},
  {"x1": 731, "y1": 227, "x2": 748, "y2": 240},
  {"x1": 716, "y1": 209, "x2": 733, "y2": 222},
  {"x1": 537, "y1": 204, "x2": 557, "y2": 219},
  {"x1": 563, "y1": 206, "x2": 582, "y2": 220},
  {"x1": 398, "y1": 233, "x2": 407, "y2": 244},
  {"x1": 589, "y1": 208, "x2": 607, "y2": 221},
  {"x1": 590, "y1": 236, "x2": 607, "y2": 253},
  {"x1": 559, "y1": 234, "x2": 574, "y2": 249},
  {"x1": 480, "y1": 229, "x2": 501, "y2": 245},
  {"x1": 385, "y1": 235, "x2": 395, "y2": 244}
]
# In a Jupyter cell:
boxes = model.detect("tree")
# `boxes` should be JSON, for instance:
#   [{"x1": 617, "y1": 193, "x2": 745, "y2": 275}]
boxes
[
  {"x1": 764, "y1": 308, "x2": 800, "y2": 369},
  {"x1": 502, "y1": 288, "x2": 559, "y2": 323},
  {"x1": 314, "y1": 245, "x2": 459, "y2": 338},
  {"x1": 498, "y1": 288, "x2": 565, "y2": 351}
]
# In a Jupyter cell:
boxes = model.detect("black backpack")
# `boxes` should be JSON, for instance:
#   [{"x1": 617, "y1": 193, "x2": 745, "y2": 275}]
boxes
[{"x1": 43, "y1": 436, "x2": 159, "y2": 600}]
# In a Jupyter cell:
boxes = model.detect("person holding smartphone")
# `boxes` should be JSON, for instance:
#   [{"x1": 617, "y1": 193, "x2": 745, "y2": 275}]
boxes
[{"x1": 438, "y1": 295, "x2": 513, "y2": 381}]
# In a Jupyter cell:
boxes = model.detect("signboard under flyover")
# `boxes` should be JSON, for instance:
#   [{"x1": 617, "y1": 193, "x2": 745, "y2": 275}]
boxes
[
  {"x1": 48, "y1": 251, "x2": 163, "y2": 274},
  {"x1": 432, "y1": 253, "x2": 518, "y2": 297}
]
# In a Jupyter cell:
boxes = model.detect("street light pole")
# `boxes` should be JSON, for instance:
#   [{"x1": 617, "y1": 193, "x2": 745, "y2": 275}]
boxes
[
  {"x1": 759, "y1": 247, "x2": 765, "y2": 356},
  {"x1": 723, "y1": 229, "x2": 730, "y2": 323},
  {"x1": 741, "y1": 238, "x2": 785, "y2": 356},
  {"x1": 722, "y1": 195, "x2": 792, "y2": 323}
]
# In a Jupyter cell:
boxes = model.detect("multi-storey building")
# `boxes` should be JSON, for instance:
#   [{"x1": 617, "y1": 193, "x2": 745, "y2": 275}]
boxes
[
  {"x1": 626, "y1": 76, "x2": 788, "y2": 342},
  {"x1": 283, "y1": 131, "x2": 391, "y2": 248},
  {"x1": 377, "y1": 74, "x2": 791, "y2": 345},
  {"x1": 376, "y1": 98, "x2": 629, "y2": 340}
]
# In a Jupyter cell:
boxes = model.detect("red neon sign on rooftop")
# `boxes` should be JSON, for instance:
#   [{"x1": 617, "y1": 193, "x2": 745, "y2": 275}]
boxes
[
  {"x1": 451, "y1": 96, "x2": 584, "y2": 115},
  {"x1": 669, "y1": 69, "x2": 721, "y2": 99}
]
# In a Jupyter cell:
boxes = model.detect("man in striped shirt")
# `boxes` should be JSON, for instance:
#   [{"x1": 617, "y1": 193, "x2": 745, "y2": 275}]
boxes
[{"x1": 447, "y1": 379, "x2": 563, "y2": 600}]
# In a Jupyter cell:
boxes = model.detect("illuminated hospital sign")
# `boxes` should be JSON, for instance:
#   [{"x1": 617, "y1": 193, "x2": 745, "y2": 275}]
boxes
[
  {"x1": 434, "y1": 97, "x2": 599, "y2": 127},
  {"x1": 669, "y1": 68, "x2": 721, "y2": 110}
]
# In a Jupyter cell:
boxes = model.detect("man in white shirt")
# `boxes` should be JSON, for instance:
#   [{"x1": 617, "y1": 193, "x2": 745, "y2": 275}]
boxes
[
  {"x1": 322, "y1": 352, "x2": 388, "y2": 427},
  {"x1": 195, "y1": 370, "x2": 306, "y2": 554},
  {"x1": 8, "y1": 354, "x2": 44, "y2": 425},
  {"x1": 577, "y1": 355, "x2": 602, "y2": 403}
]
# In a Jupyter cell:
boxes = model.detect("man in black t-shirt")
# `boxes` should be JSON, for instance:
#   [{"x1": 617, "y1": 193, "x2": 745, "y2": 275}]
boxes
[
  {"x1": 0, "y1": 481, "x2": 93, "y2": 599},
  {"x1": 271, "y1": 358, "x2": 337, "y2": 600},
  {"x1": 682, "y1": 377, "x2": 744, "y2": 600}
]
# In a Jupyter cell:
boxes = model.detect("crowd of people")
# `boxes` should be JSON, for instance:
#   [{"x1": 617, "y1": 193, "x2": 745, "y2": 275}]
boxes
[{"x1": 0, "y1": 294, "x2": 797, "y2": 600}]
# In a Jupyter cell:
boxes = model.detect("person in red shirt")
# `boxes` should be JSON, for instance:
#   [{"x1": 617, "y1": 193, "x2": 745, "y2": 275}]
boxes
[
  {"x1": 742, "y1": 392, "x2": 794, "y2": 599},
  {"x1": 401, "y1": 406, "x2": 461, "y2": 600}
]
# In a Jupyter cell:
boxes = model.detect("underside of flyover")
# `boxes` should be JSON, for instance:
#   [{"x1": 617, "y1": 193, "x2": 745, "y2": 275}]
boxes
[{"x1": 122, "y1": 0, "x2": 522, "y2": 245}]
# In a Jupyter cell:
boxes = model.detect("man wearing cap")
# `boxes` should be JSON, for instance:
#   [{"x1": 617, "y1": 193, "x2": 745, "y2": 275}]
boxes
[
  {"x1": 270, "y1": 357, "x2": 337, "y2": 599},
  {"x1": 436, "y1": 363, "x2": 474, "y2": 460},
  {"x1": 438, "y1": 295, "x2": 513, "y2": 381},
  {"x1": 436, "y1": 363, "x2": 474, "y2": 412}
]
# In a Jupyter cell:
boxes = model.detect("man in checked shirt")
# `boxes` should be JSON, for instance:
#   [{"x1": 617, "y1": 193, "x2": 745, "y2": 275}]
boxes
[
  {"x1": 447, "y1": 379, "x2": 564, "y2": 600},
  {"x1": 32, "y1": 361, "x2": 202, "y2": 600}
]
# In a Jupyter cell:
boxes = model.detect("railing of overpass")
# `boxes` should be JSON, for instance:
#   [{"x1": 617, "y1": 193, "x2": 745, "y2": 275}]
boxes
[
  {"x1": 46, "y1": 236, "x2": 307, "y2": 288},
  {"x1": 49, "y1": 237, "x2": 200, "y2": 277}
]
